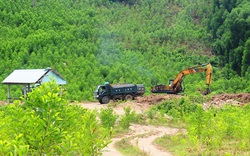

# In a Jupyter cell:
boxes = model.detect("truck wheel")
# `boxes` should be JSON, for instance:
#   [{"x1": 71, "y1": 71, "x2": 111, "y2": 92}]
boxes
[
  {"x1": 124, "y1": 94, "x2": 133, "y2": 101},
  {"x1": 101, "y1": 96, "x2": 110, "y2": 104}
]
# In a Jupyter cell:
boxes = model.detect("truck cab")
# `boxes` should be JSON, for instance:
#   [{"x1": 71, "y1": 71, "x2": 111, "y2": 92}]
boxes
[
  {"x1": 94, "y1": 82, "x2": 145, "y2": 104},
  {"x1": 94, "y1": 85, "x2": 106, "y2": 98}
]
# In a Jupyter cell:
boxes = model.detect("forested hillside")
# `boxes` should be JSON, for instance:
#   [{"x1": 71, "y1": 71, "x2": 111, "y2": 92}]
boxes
[
  {"x1": 209, "y1": 0, "x2": 250, "y2": 76},
  {"x1": 0, "y1": 0, "x2": 249, "y2": 101}
]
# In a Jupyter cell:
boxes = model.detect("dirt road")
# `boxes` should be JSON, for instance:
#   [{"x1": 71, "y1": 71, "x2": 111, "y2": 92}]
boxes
[
  {"x1": 80, "y1": 101, "x2": 149, "y2": 114},
  {"x1": 101, "y1": 124, "x2": 180, "y2": 156},
  {"x1": 81, "y1": 101, "x2": 179, "y2": 156}
]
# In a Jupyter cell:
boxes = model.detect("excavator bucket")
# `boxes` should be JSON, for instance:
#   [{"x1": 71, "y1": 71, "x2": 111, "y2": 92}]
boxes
[{"x1": 198, "y1": 88, "x2": 211, "y2": 95}]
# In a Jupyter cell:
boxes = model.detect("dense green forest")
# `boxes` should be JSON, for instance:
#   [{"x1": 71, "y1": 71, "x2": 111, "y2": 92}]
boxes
[{"x1": 0, "y1": 0, "x2": 249, "y2": 101}]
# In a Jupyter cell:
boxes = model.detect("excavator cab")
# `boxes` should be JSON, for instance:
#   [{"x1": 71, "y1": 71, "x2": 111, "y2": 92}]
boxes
[{"x1": 169, "y1": 79, "x2": 174, "y2": 86}]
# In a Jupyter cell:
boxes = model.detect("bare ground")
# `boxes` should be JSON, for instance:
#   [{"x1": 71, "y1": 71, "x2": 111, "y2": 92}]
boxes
[
  {"x1": 129, "y1": 124, "x2": 182, "y2": 156},
  {"x1": 81, "y1": 100, "x2": 180, "y2": 156},
  {"x1": 101, "y1": 124, "x2": 181, "y2": 156},
  {"x1": 202, "y1": 93, "x2": 250, "y2": 109}
]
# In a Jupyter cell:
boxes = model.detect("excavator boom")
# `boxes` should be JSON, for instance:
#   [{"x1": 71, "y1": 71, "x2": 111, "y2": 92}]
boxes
[
  {"x1": 151, "y1": 63, "x2": 212, "y2": 94},
  {"x1": 205, "y1": 63, "x2": 212, "y2": 85}
]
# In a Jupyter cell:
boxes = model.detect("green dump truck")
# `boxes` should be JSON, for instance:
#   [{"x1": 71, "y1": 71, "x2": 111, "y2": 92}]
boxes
[{"x1": 94, "y1": 82, "x2": 145, "y2": 104}]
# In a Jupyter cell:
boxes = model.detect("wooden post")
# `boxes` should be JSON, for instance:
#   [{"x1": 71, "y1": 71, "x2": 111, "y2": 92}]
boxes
[
  {"x1": 60, "y1": 85, "x2": 62, "y2": 97},
  {"x1": 27, "y1": 84, "x2": 30, "y2": 92},
  {"x1": 23, "y1": 84, "x2": 27, "y2": 99},
  {"x1": 7, "y1": 85, "x2": 10, "y2": 104}
]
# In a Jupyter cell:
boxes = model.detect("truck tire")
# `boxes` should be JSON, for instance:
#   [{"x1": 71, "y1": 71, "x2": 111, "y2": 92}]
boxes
[
  {"x1": 101, "y1": 96, "x2": 110, "y2": 104},
  {"x1": 124, "y1": 94, "x2": 133, "y2": 101}
]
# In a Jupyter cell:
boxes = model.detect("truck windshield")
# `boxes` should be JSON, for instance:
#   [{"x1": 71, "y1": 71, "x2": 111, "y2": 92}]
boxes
[{"x1": 96, "y1": 85, "x2": 105, "y2": 94}]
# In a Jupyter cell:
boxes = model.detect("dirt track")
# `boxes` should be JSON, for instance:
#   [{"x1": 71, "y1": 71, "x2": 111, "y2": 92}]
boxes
[
  {"x1": 81, "y1": 93, "x2": 250, "y2": 156},
  {"x1": 81, "y1": 101, "x2": 179, "y2": 156},
  {"x1": 102, "y1": 124, "x2": 180, "y2": 156}
]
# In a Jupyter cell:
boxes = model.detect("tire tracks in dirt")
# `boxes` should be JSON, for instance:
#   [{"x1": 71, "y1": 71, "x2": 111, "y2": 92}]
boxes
[
  {"x1": 81, "y1": 102, "x2": 179, "y2": 156},
  {"x1": 129, "y1": 124, "x2": 179, "y2": 156},
  {"x1": 102, "y1": 124, "x2": 181, "y2": 156}
]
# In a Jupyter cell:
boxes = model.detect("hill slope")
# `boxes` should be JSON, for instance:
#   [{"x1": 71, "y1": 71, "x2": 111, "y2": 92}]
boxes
[{"x1": 0, "y1": 0, "x2": 249, "y2": 101}]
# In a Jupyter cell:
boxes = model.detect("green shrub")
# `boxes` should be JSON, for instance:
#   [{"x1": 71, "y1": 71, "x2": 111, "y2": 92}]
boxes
[
  {"x1": 0, "y1": 81, "x2": 112, "y2": 155},
  {"x1": 147, "y1": 108, "x2": 157, "y2": 120},
  {"x1": 100, "y1": 107, "x2": 118, "y2": 128},
  {"x1": 185, "y1": 104, "x2": 250, "y2": 153},
  {"x1": 119, "y1": 106, "x2": 140, "y2": 129},
  {"x1": 156, "y1": 97, "x2": 198, "y2": 118},
  {"x1": 0, "y1": 104, "x2": 29, "y2": 155}
]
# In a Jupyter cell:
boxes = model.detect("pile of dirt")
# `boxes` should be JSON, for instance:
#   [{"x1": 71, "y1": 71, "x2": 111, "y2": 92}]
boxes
[
  {"x1": 215, "y1": 93, "x2": 250, "y2": 103},
  {"x1": 134, "y1": 93, "x2": 250, "y2": 110},
  {"x1": 135, "y1": 94, "x2": 181, "y2": 105},
  {"x1": 0, "y1": 101, "x2": 7, "y2": 106},
  {"x1": 203, "y1": 93, "x2": 250, "y2": 109}
]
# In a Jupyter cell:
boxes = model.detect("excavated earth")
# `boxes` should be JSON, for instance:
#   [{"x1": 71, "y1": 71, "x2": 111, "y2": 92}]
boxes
[
  {"x1": 135, "y1": 93, "x2": 250, "y2": 107},
  {"x1": 112, "y1": 93, "x2": 250, "y2": 113},
  {"x1": 202, "y1": 93, "x2": 250, "y2": 109}
]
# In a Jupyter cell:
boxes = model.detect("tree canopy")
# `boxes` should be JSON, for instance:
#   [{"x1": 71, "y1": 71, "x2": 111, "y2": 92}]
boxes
[
  {"x1": 0, "y1": 0, "x2": 249, "y2": 101},
  {"x1": 209, "y1": 0, "x2": 250, "y2": 76}
]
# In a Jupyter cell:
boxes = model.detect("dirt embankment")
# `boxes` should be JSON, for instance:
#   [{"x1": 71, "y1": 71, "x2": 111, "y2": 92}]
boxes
[
  {"x1": 135, "y1": 93, "x2": 250, "y2": 108},
  {"x1": 135, "y1": 94, "x2": 182, "y2": 105},
  {"x1": 203, "y1": 93, "x2": 250, "y2": 109}
]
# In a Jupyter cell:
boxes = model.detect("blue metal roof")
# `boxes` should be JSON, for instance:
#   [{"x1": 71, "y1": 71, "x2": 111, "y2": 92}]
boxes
[
  {"x1": 42, "y1": 70, "x2": 66, "y2": 85},
  {"x1": 2, "y1": 68, "x2": 66, "y2": 85}
]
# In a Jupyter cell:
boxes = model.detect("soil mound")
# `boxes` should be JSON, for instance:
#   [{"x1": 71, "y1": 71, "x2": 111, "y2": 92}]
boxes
[
  {"x1": 136, "y1": 94, "x2": 181, "y2": 105},
  {"x1": 216, "y1": 93, "x2": 250, "y2": 103},
  {"x1": 203, "y1": 93, "x2": 250, "y2": 109},
  {"x1": 134, "y1": 93, "x2": 250, "y2": 110}
]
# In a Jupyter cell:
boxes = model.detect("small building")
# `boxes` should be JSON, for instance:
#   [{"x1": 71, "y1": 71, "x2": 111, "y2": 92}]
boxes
[{"x1": 2, "y1": 67, "x2": 66, "y2": 103}]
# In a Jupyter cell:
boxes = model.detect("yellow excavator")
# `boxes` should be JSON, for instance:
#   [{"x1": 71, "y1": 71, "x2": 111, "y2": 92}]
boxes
[{"x1": 151, "y1": 63, "x2": 212, "y2": 95}]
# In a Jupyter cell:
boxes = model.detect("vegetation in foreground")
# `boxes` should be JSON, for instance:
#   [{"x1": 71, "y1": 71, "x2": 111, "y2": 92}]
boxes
[
  {"x1": 0, "y1": 82, "x2": 112, "y2": 155},
  {"x1": 152, "y1": 97, "x2": 250, "y2": 156}
]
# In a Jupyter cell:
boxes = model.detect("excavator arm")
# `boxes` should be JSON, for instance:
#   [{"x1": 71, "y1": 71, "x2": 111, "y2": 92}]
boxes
[
  {"x1": 151, "y1": 63, "x2": 212, "y2": 95},
  {"x1": 204, "y1": 63, "x2": 212, "y2": 94}
]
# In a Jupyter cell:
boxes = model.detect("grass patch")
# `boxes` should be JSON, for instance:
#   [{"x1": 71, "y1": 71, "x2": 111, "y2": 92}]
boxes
[
  {"x1": 153, "y1": 134, "x2": 188, "y2": 156},
  {"x1": 115, "y1": 138, "x2": 149, "y2": 156},
  {"x1": 147, "y1": 117, "x2": 186, "y2": 128},
  {"x1": 154, "y1": 134, "x2": 250, "y2": 156},
  {"x1": 113, "y1": 126, "x2": 131, "y2": 137},
  {"x1": 146, "y1": 110, "x2": 186, "y2": 128}
]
